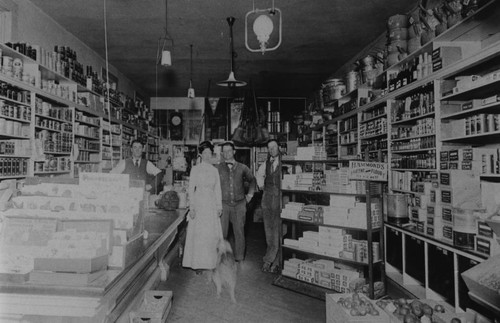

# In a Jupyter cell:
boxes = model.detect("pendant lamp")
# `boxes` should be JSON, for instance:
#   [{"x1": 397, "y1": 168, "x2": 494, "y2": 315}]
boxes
[
  {"x1": 187, "y1": 44, "x2": 195, "y2": 98},
  {"x1": 217, "y1": 17, "x2": 247, "y2": 87}
]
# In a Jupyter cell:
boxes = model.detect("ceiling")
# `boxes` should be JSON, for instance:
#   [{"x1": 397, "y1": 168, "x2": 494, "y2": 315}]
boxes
[{"x1": 29, "y1": 0, "x2": 417, "y2": 100}]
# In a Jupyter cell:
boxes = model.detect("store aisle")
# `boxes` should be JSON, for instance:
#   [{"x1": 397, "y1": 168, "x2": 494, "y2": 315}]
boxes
[{"x1": 158, "y1": 222, "x2": 325, "y2": 323}]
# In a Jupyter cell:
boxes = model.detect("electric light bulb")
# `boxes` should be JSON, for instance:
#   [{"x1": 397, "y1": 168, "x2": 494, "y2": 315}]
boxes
[{"x1": 253, "y1": 14, "x2": 273, "y2": 46}]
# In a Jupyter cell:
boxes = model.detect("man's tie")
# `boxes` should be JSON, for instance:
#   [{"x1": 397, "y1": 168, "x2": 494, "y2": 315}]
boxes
[
  {"x1": 135, "y1": 160, "x2": 139, "y2": 167},
  {"x1": 270, "y1": 157, "x2": 276, "y2": 172}
]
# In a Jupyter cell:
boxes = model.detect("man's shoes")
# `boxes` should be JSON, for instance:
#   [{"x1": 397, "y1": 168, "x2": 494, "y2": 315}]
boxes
[{"x1": 262, "y1": 262, "x2": 271, "y2": 273}]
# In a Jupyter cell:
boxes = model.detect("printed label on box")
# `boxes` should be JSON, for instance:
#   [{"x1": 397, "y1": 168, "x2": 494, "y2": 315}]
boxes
[
  {"x1": 442, "y1": 207, "x2": 453, "y2": 222},
  {"x1": 441, "y1": 190, "x2": 452, "y2": 204},
  {"x1": 440, "y1": 173, "x2": 450, "y2": 186}
]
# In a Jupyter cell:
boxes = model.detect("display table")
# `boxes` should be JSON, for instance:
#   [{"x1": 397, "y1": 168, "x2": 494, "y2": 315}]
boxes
[{"x1": 0, "y1": 208, "x2": 188, "y2": 323}]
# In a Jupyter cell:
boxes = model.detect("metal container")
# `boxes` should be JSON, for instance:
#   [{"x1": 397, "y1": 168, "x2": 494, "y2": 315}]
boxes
[
  {"x1": 345, "y1": 71, "x2": 359, "y2": 93},
  {"x1": 383, "y1": 193, "x2": 409, "y2": 224}
]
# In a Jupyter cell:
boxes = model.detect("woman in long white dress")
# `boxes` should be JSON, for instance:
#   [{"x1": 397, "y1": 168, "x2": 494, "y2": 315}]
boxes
[{"x1": 182, "y1": 141, "x2": 223, "y2": 272}]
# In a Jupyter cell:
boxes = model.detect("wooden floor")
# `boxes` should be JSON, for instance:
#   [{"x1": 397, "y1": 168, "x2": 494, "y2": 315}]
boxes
[{"x1": 158, "y1": 222, "x2": 326, "y2": 323}]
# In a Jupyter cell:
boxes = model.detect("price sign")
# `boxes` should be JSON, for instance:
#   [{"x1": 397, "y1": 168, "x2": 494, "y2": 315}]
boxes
[{"x1": 348, "y1": 161, "x2": 388, "y2": 181}]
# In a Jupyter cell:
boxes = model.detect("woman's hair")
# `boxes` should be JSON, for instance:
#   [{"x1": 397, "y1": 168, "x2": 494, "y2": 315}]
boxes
[{"x1": 198, "y1": 140, "x2": 214, "y2": 154}]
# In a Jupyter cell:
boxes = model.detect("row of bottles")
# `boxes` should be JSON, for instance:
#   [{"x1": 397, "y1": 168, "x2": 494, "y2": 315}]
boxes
[
  {"x1": 361, "y1": 138, "x2": 388, "y2": 152},
  {"x1": 0, "y1": 81, "x2": 31, "y2": 104},
  {"x1": 388, "y1": 52, "x2": 433, "y2": 92},
  {"x1": 391, "y1": 151, "x2": 436, "y2": 169},
  {"x1": 52, "y1": 45, "x2": 86, "y2": 86},
  {"x1": 391, "y1": 118, "x2": 435, "y2": 139},
  {"x1": 391, "y1": 87, "x2": 435, "y2": 123},
  {"x1": 391, "y1": 136, "x2": 436, "y2": 152}
]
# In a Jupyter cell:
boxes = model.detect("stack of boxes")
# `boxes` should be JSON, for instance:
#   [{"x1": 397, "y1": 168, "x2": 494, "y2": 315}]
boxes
[
  {"x1": 287, "y1": 144, "x2": 327, "y2": 160},
  {"x1": 281, "y1": 196, "x2": 381, "y2": 229},
  {"x1": 282, "y1": 167, "x2": 366, "y2": 194},
  {"x1": 283, "y1": 258, "x2": 360, "y2": 292},
  {"x1": 283, "y1": 228, "x2": 380, "y2": 264}
]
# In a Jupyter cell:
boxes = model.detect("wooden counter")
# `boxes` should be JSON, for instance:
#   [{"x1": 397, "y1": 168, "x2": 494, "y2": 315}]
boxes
[{"x1": 0, "y1": 208, "x2": 188, "y2": 323}]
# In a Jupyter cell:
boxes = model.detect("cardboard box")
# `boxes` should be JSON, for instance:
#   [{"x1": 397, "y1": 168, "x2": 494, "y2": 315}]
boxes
[
  {"x1": 29, "y1": 269, "x2": 106, "y2": 286},
  {"x1": 34, "y1": 254, "x2": 108, "y2": 273},
  {"x1": 432, "y1": 46, "x2": 462, "y2": 72},
  {"x1": 325, "y1": 293, "x2": 390, "y2": 323}
]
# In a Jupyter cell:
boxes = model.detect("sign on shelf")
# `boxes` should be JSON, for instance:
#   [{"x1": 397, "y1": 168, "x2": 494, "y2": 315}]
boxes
[{"x1": 348, "y1": 161, "x2": 388, "y2": 181}]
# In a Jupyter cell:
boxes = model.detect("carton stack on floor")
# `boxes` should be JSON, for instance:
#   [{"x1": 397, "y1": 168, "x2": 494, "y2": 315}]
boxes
[{"x1": 282, "y1": 258, "x2": 360, "y2": 292}]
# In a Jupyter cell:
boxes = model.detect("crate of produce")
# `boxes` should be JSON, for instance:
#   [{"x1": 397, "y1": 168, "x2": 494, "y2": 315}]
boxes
[
  {"x1": 326, "y1": 292, "x2": 390, "y2": 323},
  {"x1": 461, "y1": 254, "x2": 500, "y2": 307},
  {"x1": 375, "y1": 298, "x2": 476, "y2": 323}
]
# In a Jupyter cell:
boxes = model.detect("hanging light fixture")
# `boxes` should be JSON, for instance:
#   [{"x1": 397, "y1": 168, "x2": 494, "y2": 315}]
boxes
[
  {"x1": 217, "y1": 17, "x2": 247, "y2": 88},
  {"x1": 187, "y1": 44, "x2": 195, "y2": 98},
  {"x1": 156, "y1": 0, "x2": 174, "y2": 67},
  {"x1": 245, "y1": 0, "x2": 282, "y2": 54}
]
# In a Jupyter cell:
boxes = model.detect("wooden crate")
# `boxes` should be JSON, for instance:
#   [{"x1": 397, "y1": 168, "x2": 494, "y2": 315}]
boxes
[
  {"x1": 325, "y1": 293, "x2": 390, "y2": 323},
  {"x1": 129, "y1": 290, "x2": 173, "y2": 323}
]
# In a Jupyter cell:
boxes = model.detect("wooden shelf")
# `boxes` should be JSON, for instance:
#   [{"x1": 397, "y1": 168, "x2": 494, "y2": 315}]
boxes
[
  {"x1": 385, "y1": 223, "x2": 486, "y2": 261},
  {"x1": 391, "y1": 133, "x2": 435, "y2": 142},
  {"x1": 0, "y1": 114, "x2": 31, "y2": 124},
  {"x1": 75, "y1": 119, "x2": 100, "y2": 127},
  {"x1": 74, "y1": 133, "x2": 100, "y2": 140},
  {"x1": 360, "y1": 113, "x2": 387, "y2": 124},
  {"x1": 0, "y1": 94, "x2": 31, "y2": 107},
  {"x1": 34, "y1": 170, "x2": 71, "y2": 175},
  {"x1": 77, "y1": 149, "x2": 100, "y2": 153},
  {"x1": 391, "y1": 168, "x2": 436, "y2": 172},
  {"x1": 0, "y1": 174, "x2": 28, "y2": 179},
  {"x1": 441, "y1": 79, "x2": 500, "y2": 101},
  {"x1": 43, "y1": 151, "x2": 72, "y2": 155},
  {"x1": 391, "y1": 111, "x2": 435, "y2": 126},
  {"x1": 35, "y1": 125, "x2": 70, "y2": 133},
  {"x1": 282, "y1": 245, "x2": 381, "y2": 267},
  {"x1": 442, "y1": 130, "x2": 500, "y2": 142},
  {"x1": 281, "y1": 159, "x2": 352, "y2": 163},
  {"x1": 392, "y1": 148, "x2": 436, "y2": 154},
  {"x1": 35, "y1": 113, "x2": 72, "y2": 123},
  {"x1": 74, "y1": 160, "x2": 100, "y2": 164},
  {"x1": 0, "y1": 134, "x2": 30, "y2": 139},
  {"x1": 441, "y1": 101, "x2": 500, "y2": 120},
  {"x1": 359, "y1": 132, "x2": 387, "y2": 140},
  {"x1": 281, "y1": 189, "x2": 368, "y2": 196},
  {"x1": 281, "y1": 217, "x2": 381, "y2": 232}
]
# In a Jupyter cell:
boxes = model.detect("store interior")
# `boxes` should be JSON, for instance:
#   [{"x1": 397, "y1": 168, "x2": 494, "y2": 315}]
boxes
[{"x1": 1, "y1": 0, "x2": 500, "y2": 322}]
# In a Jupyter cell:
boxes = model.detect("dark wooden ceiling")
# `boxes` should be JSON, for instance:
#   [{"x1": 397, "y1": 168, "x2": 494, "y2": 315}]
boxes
[{"x1": 29, "y1": 0, "x2": 417, "y2": 99}]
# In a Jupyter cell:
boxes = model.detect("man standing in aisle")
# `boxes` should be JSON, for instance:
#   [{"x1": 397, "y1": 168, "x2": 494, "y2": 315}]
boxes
[
  {"x1": 110, "y1": 139, "x2": 163, "y2": 192},
  {"x1": 256, "y1": 139, "x2": 281, "y2": 273},
  {"x1": 216, "y1": 141, "x2": 256, "y2": 264}
]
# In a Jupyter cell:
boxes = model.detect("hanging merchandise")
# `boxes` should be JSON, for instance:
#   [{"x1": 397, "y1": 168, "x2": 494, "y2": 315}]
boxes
[{"x1": 230, "y1": 84, "x2": 270, "y2": 146}]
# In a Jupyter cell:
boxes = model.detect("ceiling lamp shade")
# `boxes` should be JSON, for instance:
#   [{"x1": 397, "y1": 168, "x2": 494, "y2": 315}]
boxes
[
  {"x1": 187, "y1": 44, "x2": 195, "y2": 98},
  {"x1": 217, "y1": 17, "x2": 247, "y2": 88},
  {"x1": 245, "y1": 1, "x2": 282, "y2": 54}
]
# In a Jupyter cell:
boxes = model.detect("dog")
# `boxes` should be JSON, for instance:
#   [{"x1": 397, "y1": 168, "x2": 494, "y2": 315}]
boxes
[{"x1": 211, "y1": 238, "x2": 237, "y2": 303}]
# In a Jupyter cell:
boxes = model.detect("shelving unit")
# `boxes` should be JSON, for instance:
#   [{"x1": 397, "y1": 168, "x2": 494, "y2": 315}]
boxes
[
  {"x1": 275, "y1": 158, "x2": 385, "y2": 300},
  {"x1": 291, "y1": 1, "x2": 500, "y2": 317},
  {"x1": 0, "y1": 42, "x2": 159, "y2": 183}
]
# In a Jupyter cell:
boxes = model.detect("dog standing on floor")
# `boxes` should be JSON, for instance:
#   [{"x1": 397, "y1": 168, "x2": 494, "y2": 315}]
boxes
[{"x1": 211, "y1": 238, "x2": 237, "y2": 303}]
